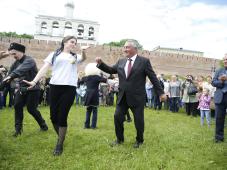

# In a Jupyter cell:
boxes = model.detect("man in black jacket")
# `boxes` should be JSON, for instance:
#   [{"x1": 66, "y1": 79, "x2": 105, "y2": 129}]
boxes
[
  {"x1": 2, "y1": 42, "x2": 48, "y2": 137},
  {"x1": 96, "y1": 39, "x2": 166, "y2": 148}
]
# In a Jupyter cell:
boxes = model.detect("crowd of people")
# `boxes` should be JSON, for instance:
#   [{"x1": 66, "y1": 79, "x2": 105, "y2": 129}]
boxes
[{"x1": 0, "y1": 38, "x2": 226, "y2": 156}]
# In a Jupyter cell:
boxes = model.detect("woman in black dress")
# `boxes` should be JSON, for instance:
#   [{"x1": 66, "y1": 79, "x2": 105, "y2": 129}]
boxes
[{"x1": 83, "y1": 63, "x2": 107, "y2": 129}]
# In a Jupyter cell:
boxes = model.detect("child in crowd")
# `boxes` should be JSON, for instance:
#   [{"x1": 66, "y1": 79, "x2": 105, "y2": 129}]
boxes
[{"x1": 197, "y1": 88, "x2": 211, "y2": 127}]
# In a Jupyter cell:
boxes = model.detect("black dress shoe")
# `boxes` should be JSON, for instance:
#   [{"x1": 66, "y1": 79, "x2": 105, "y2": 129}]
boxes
[
  {"x1": 40, "y1": 123, "x2": 48, "y2": 131},
  {"x1": 110, "y1": 140, "x2": 123, "y2": 147},
  {"x1": 126, "y1": 119, "x2": 132, "y2": 122},
  {"x1": 53, "y1": 144, "x2": 63, "y2": 156},
  {"x1": 84, "y1": 126, "x2": 90, "y2": 129},
  {"x1": 215, "y1": 139, "x2": 224, "y2": 143},
  {"x1": 133, "y1": 141, "x2": 143, "y2": 148},
  {"x1": 13, "y1": 131, "x2": 21, "y2": 137}
]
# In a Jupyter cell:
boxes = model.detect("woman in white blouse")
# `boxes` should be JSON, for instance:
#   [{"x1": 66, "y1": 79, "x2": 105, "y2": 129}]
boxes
[{"x1": 24, "y1": 36, "x2": 88, "y2": 156}]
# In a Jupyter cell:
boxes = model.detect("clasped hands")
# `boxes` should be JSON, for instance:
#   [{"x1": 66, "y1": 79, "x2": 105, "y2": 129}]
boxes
[{"x1": 218, "y1": 74, "x2": 227, "y2": 82}]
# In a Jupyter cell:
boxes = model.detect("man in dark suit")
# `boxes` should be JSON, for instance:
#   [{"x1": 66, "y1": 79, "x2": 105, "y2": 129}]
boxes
[
  {"x1": 212, "y1": 53, "x2": 227, "y2": 143},
  {"x1": 96, "y1": 39, "x2": 166, "y2": 148}
]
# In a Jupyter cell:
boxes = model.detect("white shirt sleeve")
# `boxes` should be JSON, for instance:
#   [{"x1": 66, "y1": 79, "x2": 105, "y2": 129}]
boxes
[
  {"x1": 76, "y1": 54, "x2": 83, "y2": 63},
  {"x1": 44, "y1": 52, "x2": 54, "y2": 65}
]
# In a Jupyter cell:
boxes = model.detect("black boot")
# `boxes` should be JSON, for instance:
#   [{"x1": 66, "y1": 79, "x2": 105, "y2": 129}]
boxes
[
  {"x1": 13, "y1": 127, "x2": 23, "y2": 137},
  {"x1": 53, "y1": 144, "x2": 63, "y2": 156},
  {"x1": 13, "y1": 130, "x2": 21, "y2": 137},
  {"x1": 40, "y1": 122, "x2": 48, "y2": 131},
  {"x1": 53, "y1": 127, "x2": 67, "y2": 156}
]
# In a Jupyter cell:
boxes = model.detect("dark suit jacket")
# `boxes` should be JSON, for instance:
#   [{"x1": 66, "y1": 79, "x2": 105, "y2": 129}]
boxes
[
  {"x1": 212, "y1": 68, "x2": 227, "y2": 104},
  {"x1": 97, "y1": 55, "x2": 164, "y2": 107}
]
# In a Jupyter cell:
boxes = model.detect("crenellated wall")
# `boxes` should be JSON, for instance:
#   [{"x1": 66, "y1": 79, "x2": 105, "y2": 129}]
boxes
[{"x1": 0, "y1": 37, "x2": 219, "y2": 77}]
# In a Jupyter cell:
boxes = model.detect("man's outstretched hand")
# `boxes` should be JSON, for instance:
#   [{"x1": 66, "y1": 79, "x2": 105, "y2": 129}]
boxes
[
  {"x1": 95, "y1": 57, "x2": 102, "y2": 65},
  {"x1": 0, "y1": 51, "x2": 10, "y2": 59}
]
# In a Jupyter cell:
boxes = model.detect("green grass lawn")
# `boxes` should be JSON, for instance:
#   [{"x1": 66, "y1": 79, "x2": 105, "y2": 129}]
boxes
[{"x1": 0, "y1": 105, "x2": 226, "y2": 170}]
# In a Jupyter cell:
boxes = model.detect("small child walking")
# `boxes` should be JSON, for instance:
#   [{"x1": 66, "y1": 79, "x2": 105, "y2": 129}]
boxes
[{"x1": 198, "y1": 88, "x2": 211, "y2": 127}]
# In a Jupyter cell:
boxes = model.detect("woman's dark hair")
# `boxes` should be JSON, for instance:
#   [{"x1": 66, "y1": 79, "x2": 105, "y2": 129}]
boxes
[
  {"x1": 52, "y1": 36, "x2": 77, "y2": 64},
  {"x1": 186, "y1": 74, "x2": 194, "y2": 80},
  {"x1": 60, "y1": 36, "x2": 77, "y2": 50}
]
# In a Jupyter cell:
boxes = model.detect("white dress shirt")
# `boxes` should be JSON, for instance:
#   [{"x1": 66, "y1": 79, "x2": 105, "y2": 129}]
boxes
[{"x1": 124, "y1": 54, "x2": 137, "y2": 77}]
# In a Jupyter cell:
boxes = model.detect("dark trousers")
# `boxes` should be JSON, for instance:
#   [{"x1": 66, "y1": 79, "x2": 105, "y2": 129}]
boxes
[
  {"x1": 169, "y1": 97, "x2": 180, "y2": 112},
  {"x1": 0, "y1": 91, "x2": 3, "y2": 109},
  {"x1": 85, "y1": 106, "x2": 98, "y2": 128},
  {"x1": 39, "y1": 89, "x2": 44, "y2": 104},
  {"x1": 3, "y1": 85, "x2": 14, "y2": 107},
  {"x1": 14, "y1": 90, "x2": 46, "y2": 131},
  {"x1": 185, "y1": 102, "x2": 198, "y2": 116},
  {"x1": 163, "y1": 95, "x2": 170, "y2": 110},
  {"x1": 215, "y1": 93, "x2": 227, "y2": 140},
  {"x1": 114, "y1": 94, "x2": 144, "y2": 143},
  {"x1": 154, "y1": 95, "x2": 162, "y2": 110}
]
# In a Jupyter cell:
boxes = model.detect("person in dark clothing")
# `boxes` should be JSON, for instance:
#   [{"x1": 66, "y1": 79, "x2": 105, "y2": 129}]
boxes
[
  {"x1": 0, "y1": 66, "x2": 7, "y2": 109},
  {"x1": 3, "y1": 83, "x2": 14, "y2": 107},
  {"x1": 83, "y1": 63, "x2": 107, "y2": 129},
  {"x1": 96, "y1": 39, "x2": 166, "y2": 148},
  {"x1": 212, "y1": 54, "x2": 227, "y2": 143},
  {"x1": 44, "y1": 77, "x2": 50, "y2": 106},
  {"x1": 0, "y1": 66, "x2": 14, "y2": 107},
  {"x1": 2, "y1": 42, "x2": 48, "y2": 137}
]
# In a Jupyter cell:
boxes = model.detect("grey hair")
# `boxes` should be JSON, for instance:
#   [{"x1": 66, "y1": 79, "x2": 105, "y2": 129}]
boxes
[{"x1": 126, "y1": 39, "x2": 139, "y2": 49}]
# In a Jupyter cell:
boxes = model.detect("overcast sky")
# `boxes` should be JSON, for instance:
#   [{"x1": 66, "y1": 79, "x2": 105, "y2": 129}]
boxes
[{"x1": 0, "y1": 0, "x2": 227, "y2": 59}]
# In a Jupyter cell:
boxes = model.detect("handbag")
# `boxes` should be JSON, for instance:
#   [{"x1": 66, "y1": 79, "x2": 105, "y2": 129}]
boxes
[{"x1": 187, "y1": 84, "x2": 198, "y2": 95}]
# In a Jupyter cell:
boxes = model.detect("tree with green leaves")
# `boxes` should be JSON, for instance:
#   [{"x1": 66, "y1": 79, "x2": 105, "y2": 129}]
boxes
[{"x1": 0, "y1": 32, "x2": 33, "y2": 39}]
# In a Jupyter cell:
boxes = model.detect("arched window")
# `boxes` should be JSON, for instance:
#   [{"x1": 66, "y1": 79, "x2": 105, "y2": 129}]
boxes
[
  {"x1": 88, "y1": 26, "x2": 94, "y2": 40},
  {"x1": 52, "y1": 21, "x2": 60, "y2": 36},
  {"x1": 77, "y1": 24, "x2": 84, "y2": 39},
  {"x1": 41, "y1": 22, "x2": 47, "y2": 34},
  {"x1": 64, "y1": 22, "x2": 72, "y2": 36}
]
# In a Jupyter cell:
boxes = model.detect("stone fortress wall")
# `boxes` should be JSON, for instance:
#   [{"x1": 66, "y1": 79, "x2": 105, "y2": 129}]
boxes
[{"x1": 0, "y1": 37, "x2": 220, "y2": 77}]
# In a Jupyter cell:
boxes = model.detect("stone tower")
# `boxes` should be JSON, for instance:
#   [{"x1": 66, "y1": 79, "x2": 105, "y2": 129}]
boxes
[{"x1": 65, "y1": 0, "x2": 75, "y2": 18}]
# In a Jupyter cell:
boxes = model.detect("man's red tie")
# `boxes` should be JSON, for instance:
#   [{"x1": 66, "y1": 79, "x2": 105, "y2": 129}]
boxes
[{"x1": 127, "y1": 58, "x2": 132, "y2": 78}]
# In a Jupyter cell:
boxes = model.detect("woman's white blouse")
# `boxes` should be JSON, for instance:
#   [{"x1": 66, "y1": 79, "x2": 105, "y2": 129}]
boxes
[{"x1": 44, "y1": 52, "x2": 82, "y2": 87}]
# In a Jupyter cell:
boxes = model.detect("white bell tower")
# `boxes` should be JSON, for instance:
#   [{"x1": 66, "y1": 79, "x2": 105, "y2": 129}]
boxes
[{"x1": 65, "y1": 0, "x2": 75, "y2": 18}]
